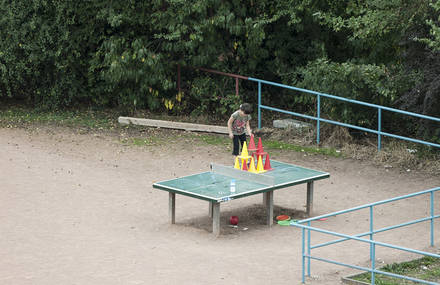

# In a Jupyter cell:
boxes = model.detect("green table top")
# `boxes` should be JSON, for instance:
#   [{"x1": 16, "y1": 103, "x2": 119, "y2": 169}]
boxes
[{"x1": 153, "y1": 160, "x2": 329, "y2": 202}]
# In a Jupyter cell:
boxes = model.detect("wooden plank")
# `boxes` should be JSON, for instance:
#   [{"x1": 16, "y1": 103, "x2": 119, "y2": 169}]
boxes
[{"x1": 118, "y1": 117, "x2": 229, "y2": 134}]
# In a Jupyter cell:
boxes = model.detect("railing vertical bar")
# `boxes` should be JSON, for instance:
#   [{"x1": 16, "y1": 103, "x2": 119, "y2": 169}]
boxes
[
  {"x1": 307, "y1": 221, "x2": 311, "y2": 277},
  {"x1": 235, "y1": 78, "x2": 239, "y2": 96},
  {"x1": 302, "y1": 227, "x2": 305, "y2": 284},
  {"x1": 371, "y1": 243, "x2": 376, "y2": 285},
  {"x1": 258, "y1": 81, "x2": 262, "y2": 129},
  {"x1": 431, "y1": 191, "x2": 435, "y2": 246},
  {"x1": 370, "y1": 206, "x2": 374, "y2": 260},
  {"x1": 378, "y1": 108, "x2": 382, "y2": 151},
  {"x1": 317, "y1": 95, "x2": 321, "y2": 144},
  {"x1": 246, "y1": 78, "x2": 440, "y2": 150}
]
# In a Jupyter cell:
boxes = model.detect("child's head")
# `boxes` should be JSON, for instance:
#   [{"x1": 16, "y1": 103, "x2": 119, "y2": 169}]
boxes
[{"x1": 240, "y1": 103, "x2": 252, "y2": 115}]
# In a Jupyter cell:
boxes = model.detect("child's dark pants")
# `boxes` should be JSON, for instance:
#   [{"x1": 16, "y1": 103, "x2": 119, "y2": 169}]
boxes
[{"x1": 232, "y1": 133, "x2": 247, "y2": 155}]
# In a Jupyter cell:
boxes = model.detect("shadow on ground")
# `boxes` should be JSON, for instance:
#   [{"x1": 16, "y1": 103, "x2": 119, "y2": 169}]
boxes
[{"x1": 175, "y1": 204, "x2": 307, "y2": 235}]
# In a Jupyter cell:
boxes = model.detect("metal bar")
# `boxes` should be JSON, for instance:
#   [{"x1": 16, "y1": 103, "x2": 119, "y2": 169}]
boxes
[
  {"x1": 431, "y1": 191, "x2": 435, "y2": 246},
  {"x1": 247, "y1": 77, "x2": 440, "y2": 122},
  {"x1": 371, "y1": 243, "x2": 376, "y2": 285},
  {"x1": 292, "y1": 224, "x2": 440, "y2": 258},
  {"x1": 301, "y1": 228, "x2": 305, "y2": 284},
  {"x1": 370, "y1": 206, "x2": 374, "y2": 261},
  {"x1": 198, "y1": 67, "x2": 249, "y2": 80},
  {"x1": 299, "y1": 187, "x2": 440, "y2": 224},
  {"x1": 258, "y1": 82, "x2": 262, "y2": 129},
  {"x1": 307, "y1": 221, "x2": 311, "y2": 277},
  {"x1": 235, "y1": 77, "x2": 239, "y2": 96},
  {"x1": 311, "y1": 215, "x2": 440, "y2": 249},
  {"x1": 261, "y1": 104, "x2": 440, "y2": 149},
  {"x1": 317, "y1": 95, "x2": 321, "y2": 144},
  {"x1": 378, "y1": 108, "x2": 382, "y2": 151}
]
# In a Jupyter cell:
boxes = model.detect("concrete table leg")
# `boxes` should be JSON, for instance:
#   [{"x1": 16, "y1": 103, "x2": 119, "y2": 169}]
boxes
[
  {"x1": 306, "y1": 182, "x2": 314, "y2": 216},
  {"x1": 209, "y1": 201, "x2": 213, "y2": 218},
  {"x1": 265, "y1": 191, "x2": 274, "y2": 226},
  {"x1": 212, "y1": 202, "x2": 220, "y2": 236},
  {"x1": 169, "y1": 192, "x2": 176, "y2": 224}
]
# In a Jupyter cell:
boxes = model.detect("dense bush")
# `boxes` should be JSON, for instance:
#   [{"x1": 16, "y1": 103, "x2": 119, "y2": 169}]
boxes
[{"x1": 0, "y1": 0, "x2": 439, "y2": 138}]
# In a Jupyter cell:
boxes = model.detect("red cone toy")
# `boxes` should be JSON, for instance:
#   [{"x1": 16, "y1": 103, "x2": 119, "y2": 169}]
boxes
[
  {"x1": 264, "y1": 154, "x2": 274, "y2": 171},
  {"x1": 248, "y1": 134, "x2": 257, "y2": 151}
]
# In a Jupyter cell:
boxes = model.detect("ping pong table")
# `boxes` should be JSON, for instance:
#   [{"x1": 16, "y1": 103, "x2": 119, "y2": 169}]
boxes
[{"x1": 153, "y1": 160, "x2": 329, "y2": 236}]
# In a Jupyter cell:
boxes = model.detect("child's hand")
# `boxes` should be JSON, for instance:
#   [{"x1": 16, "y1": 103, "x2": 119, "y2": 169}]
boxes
[{"x1": 229, "y1": 133, "x2": 233, "y2": 139}]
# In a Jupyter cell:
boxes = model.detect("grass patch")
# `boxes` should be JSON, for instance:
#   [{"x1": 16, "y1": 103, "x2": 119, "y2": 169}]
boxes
[
  {"x1": 264, "y1": 140, "x2": 342, "y2": 157},
  {"x1": 197, "y1": 134, "x2": 230, "y2": 145},
  {"x1": 350, "y1": 256, "x2": 440, "y2": 284}
]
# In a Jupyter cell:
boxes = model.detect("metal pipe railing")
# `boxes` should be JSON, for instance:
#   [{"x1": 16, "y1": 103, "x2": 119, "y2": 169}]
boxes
[
  {"x1": 290, "y1": 187, "x2": 440, "y2": 284},
  {"x1": 248, "y1": 77, "x2": 440, "y2": 150}
]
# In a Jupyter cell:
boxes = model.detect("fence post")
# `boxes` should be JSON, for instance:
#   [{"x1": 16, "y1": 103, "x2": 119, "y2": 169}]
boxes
[
  {"x1": 378, "y1": 108, "x2": 382, "y2": 151},
  {"x1": 307, "y1": 221, "x2": 311, "y2": 277},
  {"x1": 431, "y1": 191, "x2": 435, "y2": 246},
  {"x1": 258, "y1": 81, "x2": 262, "y2": 129},
  {"x1": 235, "y1": 78, "x2": 239, "y2": 96},
  {"x1": 302, "y1": 228, "x2": 306, "y2": 283},
  {"x1": 317, "y1": 95, "x2": 321, "y2": 144},
  {"x1": 371, "y1": 243, "x2": 376, "y2": 285},
  {"x1": 370, "y1": 206, "x2": 374, "y2": 260}
]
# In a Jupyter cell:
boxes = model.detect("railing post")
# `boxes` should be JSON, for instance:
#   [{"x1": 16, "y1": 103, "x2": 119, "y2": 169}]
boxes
[
  {"x1": 317, "y1": 94, "x2": 321, "y2": 145},
  {"x1": 302, "y1": 227, "x2": 306, "y2": 284},
  {"x1": 235, "y1": 78, "x2": 239, "y2": 96},
  {"x1": 307, "y1": 221, "x2": 311, "y2": 277},
  {"x1": 378, "y1": 108, "x2": 382, "y2": 151},
  {"x1": 258, "y1": 81, "x2": 262, "y2": 129},
  {"x1": 370, "y1": 206, "x2": 374, "y2": 260},
  {"x1": 431, "y1": 191, "x2": 435, "y2": 246},
  {"x1": 371, "y1": 243, "x2": 376, "y2": 285}
]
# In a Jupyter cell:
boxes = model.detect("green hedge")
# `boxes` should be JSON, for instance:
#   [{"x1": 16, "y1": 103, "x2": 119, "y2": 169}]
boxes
[{"x1": 0, "y1": 0, "x2": 439, "y2": 140}]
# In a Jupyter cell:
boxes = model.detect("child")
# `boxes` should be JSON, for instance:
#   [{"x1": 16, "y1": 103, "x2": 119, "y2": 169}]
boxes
[{"x1": 227, "y1": 103, "x2": 253, "y2": 156}]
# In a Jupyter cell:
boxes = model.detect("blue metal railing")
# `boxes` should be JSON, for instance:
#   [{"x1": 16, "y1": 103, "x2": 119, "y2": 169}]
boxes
[
  {"x1": 248, "y1": 77, "x2": 440, "y2": 150},
  {"x1": 291, "y1": 187, "x2": 440, "y2": 284}
]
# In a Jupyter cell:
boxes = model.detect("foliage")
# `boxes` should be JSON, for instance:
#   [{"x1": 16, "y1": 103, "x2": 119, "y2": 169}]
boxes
[
  {"x1": 0, "y1": 0, "x2": 439, "y2": 140},
  {"x1": 291, "y1": 58, "x2": 419, "y2": 131},
  {"x1": 352, "y1": 256, "x2": 440, "y2": 284},
  {"x1": 419, "y1": 0, "x2": 440, "y2": 51}
]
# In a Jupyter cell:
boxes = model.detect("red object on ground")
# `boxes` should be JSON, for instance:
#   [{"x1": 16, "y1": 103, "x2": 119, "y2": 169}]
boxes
[
  {"x1": 276, "y1": 215, "x2": 290, "y2": 221},
  {"x1": 264, "y1": 154, "x2": 274, "y2": 170},
  {"x1": 248, "y1": 135, "x2": 257, "y2": 151},
  {"x1": 230, "y1": 216, "x2": 239, "y2": 225}
]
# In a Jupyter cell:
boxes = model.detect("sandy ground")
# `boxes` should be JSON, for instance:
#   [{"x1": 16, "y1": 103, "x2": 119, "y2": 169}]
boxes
[{"x1": 0, "y1": 126, "x2": 439, "y2": 285}]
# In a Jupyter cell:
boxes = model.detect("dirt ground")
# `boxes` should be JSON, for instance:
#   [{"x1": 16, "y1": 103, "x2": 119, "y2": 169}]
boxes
[{"x1": 1, "y1": 126, "x2": 439, "y2": 285}]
